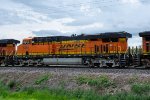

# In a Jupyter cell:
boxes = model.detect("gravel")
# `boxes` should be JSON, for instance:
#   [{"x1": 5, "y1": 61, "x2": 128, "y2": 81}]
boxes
[
  {"x1": 0, "y1": 67, "x2": 149, "y2": 75},
  {"x1": 0, "y1": 66, "x2": 149, "y2": 94}
]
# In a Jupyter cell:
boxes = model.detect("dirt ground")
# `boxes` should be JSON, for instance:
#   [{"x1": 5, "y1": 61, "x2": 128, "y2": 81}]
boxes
[{"x1": 0, "y1": 69, "x2": 150, "y2": 94}]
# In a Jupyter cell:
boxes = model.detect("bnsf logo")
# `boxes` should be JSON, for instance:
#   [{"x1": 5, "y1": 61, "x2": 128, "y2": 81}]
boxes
[{"x1": 60, "y1": 43, "x2": 85, "y2": 50}]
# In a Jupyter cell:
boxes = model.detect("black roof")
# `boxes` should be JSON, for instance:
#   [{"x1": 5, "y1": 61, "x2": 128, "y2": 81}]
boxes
[
  {"x1": 98, "y1": 31, "x2": 132, "y2": 38},
  {"x1": 32, "y1": 36, "x2": 70, "y2": 42},
  {"x1": 32, "y1": 31, "x2": 132, "y2": 42},
  {"x1": 0, "y1": 39, "x2": 20, "y2": 44},
  {"x1": 139, "y1": 31, "x2": 150, "y2": 37}
]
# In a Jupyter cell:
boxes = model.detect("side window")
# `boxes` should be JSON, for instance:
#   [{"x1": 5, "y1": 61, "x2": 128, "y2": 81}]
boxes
[
  {"x1": 32, "y1": 40, "x2": 35, "y2": 45},
  {"x1": 146, "y1": 43, "x2": 149, "y2": 52},
  {"x1": 29, "y1": 40, "x2": 32, "y2": 44},
  {"x1": 145, "y1": 37, "x2": 150, "y2": 41},
  {"x1": 23, "y1": 40, "x2": 26, "y2": 44}
]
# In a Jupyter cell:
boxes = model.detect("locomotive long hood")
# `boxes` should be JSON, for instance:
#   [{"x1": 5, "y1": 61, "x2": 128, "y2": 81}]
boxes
[
  {"x1": 98, "y1": 31, "x2": 132, "y2": 38},
  {"x1": 32, "y1": 31, "x2": 132, "y2": 43}
]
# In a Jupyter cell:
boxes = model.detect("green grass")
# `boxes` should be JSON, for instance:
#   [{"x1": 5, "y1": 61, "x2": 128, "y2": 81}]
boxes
[
  {"x1": 131, "y1": 83, "x2": 150, "y2": 95},
  {"x1": 76, "y1": 75, "x2": 115, "y2": 88},
  {"x1": 0, "y1": 87, "x2": 150, "y2": 100},
  {"x1": 0, "y1": 80, "x2": 150, "y2": 100},
  {"x1": 0, "y1": 76, "x2": 150, "y2": 100}
]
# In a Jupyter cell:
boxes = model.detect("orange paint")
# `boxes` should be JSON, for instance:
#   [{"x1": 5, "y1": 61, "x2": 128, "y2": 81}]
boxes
[
  {"x1": 0, "y1": 44, "x2": 16, "y2": 56},
  {"x1": 17, "y1": 37, "x2": 128, "y2": 56}
]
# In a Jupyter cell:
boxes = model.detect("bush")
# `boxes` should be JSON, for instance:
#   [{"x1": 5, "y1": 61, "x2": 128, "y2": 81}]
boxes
[
  {"x1": 76, "y1": 75, "x2": 115, "y2": 88},
  {"x1": 128, "y1": 75, "x2": 138, "y2": 84},
  {"x1": 0, "y1": 83, "x2": 149, "y2": 100},
  {"x1": 0, "y1": 87, "x2": 149, "y2": 100},
  {"x1": 35, "y1": 74, "x2": 52, "y2": 85},
  {"x1": 0, "y1": 81, "x2": 9, "y2": 91},
  {"x1": 7, "y1": 80, "x2": 16, "y2": 89},
  {"x1": 131, "y1": 83, "x2": 150, "y2": 95}
]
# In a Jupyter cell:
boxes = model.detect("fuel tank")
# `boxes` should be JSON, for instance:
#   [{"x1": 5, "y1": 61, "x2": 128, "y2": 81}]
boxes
[{"x1": 43, "y1": 58, "x2": 82, "y2": 65}]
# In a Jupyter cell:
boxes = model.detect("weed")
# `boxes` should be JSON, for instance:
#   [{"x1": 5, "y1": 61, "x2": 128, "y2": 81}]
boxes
[
  {"x1": 0, "y1": 80, "x2": 9, "y2": 91},
  {"x1": 0, "y1": 82, "x2": 150, "y2": 100},
  {"x1": 128, "y1": 75, "x2": 138, "y2": 84},
  {"x1": 0, "y1": 87, "x2": 149, "y2": 100},
  {"x1": 76, "y1": 75, "x2": 114, "y2": 88},
  {"x1": 35, "y1": 74, "x2": 52, "y2": 85},
  {"x1": 21, "y1": 87, "x2": 36, "y2": 95},
  {"x1": 131, "y1": 83, "x2": 150, "y2": 95},
  {"x1": 97, "y1": 75, "x2": 115, "y2": 88},
  {"x1": 0, "y1": 81, "x2": 9, "y2": 98},
  {"x1": 59, "y1": 80, "x2": 66, "y2": 89},
  {"x1": 76, "y1": 75, "x2": 88, "y2": 84},
  {"x1": 7, "y1": 80, "x2": 16, "y2": 89}
]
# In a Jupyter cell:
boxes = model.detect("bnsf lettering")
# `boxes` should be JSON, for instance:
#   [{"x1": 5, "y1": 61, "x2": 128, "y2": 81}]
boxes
[{"x1": 60, "y1": 43, "x2": 85, "y2": 50}]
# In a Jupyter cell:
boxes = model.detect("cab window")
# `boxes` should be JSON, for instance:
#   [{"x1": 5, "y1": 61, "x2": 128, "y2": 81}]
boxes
[
  {"x1": 145, "y1": 37, "x2": 150, "y2": 41},
  {"x1": 23, "y1": 40, "x2": 32, "y2": 44}
]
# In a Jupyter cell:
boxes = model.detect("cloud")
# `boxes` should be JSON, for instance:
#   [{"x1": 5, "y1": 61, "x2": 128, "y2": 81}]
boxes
[
  {"x1": 0, "y1": 0, "x2": 51, "y2": 25},
  {"x1": 0, "y1": 0, "x2": 150, "y2": 47},
  {"x1": 121, "y1": 0, "x2": 141, "y2": 5},
  {"x1": 32, "y1": 30, "x2": 64, "y2": 36}
]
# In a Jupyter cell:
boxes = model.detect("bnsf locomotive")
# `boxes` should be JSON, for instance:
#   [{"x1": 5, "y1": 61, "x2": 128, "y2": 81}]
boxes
[
  {"x1": 139, "y1": 32, "x2": 150, "y2": 67},
  {"x1": 0, "y1": 31, "x2": 149, "y2": 68}
]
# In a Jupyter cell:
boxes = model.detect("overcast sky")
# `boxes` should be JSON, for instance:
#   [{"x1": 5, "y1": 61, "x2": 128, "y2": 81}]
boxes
[{"x1": 0, "y1": 0, "x2": 150, "y2": 46}]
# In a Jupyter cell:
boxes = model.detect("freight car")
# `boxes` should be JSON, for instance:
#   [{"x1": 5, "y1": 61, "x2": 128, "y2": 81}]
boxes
[{"x1": 14, "y1": 31, "x2": 131, "y2": 67}]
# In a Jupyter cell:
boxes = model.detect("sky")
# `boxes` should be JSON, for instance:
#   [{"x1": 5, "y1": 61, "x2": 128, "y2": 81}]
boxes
[{"x1": 0, "y1": 0, "x2": 150, "y2": 46}]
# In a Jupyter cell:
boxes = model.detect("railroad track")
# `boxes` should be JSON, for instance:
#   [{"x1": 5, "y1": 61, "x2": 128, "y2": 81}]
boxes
[
  {"x1": 0, "y1": 66, "x2": 150, "y2": 74},
  {"x1": 0, "y1": 64, "x2": 149, "y2": 69}
]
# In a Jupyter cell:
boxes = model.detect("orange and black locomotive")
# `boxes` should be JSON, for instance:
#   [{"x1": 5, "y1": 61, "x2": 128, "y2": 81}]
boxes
[
  {"x1": 17, "y1": 31, "x2": 131, "y2": 56},
  {"x1": 0, "y1": 31, "x2": 149, "y2": 68}
]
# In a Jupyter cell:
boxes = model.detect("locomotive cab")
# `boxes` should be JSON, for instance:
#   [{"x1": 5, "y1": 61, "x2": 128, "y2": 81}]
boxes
[
  {"x1": 23, "y1": 38, "x2": 32, "y2": 55},
  {"x1": 23, "y1": 38, "x2": 32, "y2": 45},
  {"x1": 17, "y1": 38, "x2": 33, "y2": 56}
]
